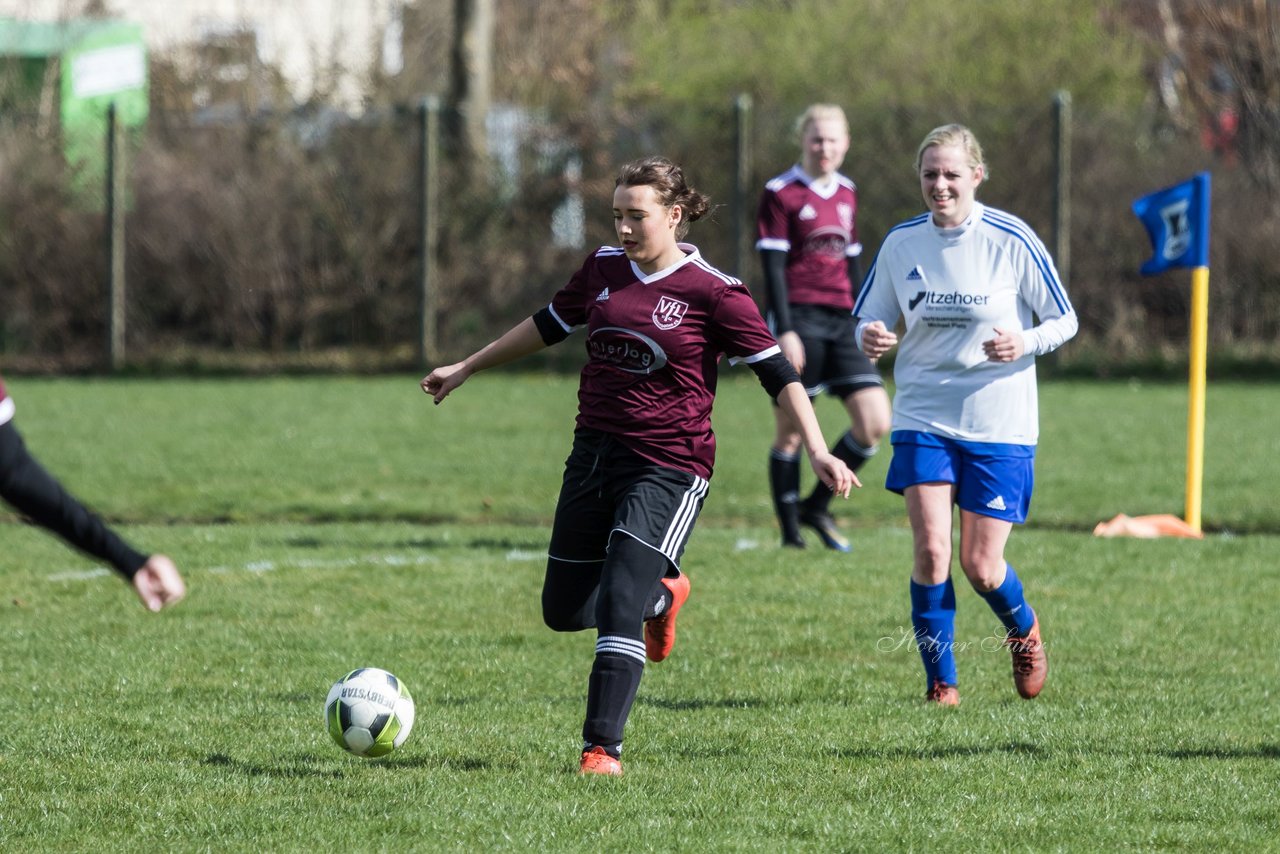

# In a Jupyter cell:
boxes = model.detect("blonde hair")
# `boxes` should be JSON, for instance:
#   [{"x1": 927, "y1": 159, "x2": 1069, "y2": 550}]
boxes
[
  {"x1": 915, "y1": 123, "x2": 988, "y2": 177},
  {"x1": 795, "y1": 104, "x2": 849, "y2": 140}
]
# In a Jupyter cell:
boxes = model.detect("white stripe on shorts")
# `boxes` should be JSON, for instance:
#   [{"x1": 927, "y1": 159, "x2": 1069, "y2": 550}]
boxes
[{"x1": 659, "y1": 475, "x2": 709, "y2": 559}]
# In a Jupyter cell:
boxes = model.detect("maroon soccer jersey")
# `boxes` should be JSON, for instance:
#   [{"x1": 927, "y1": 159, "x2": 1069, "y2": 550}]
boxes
[
  {"x1": 755, "y1": 166, "x2": 861, "y2": 310},
  {"x1": 544, "y1": 244, "x2": 780, "y2": 480}
]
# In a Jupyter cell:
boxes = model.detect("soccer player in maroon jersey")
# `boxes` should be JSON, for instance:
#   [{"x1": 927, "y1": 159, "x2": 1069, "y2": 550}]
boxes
[
  {"x1": 422, "y1": 156, "x2": 856, "y2": 776},
  {"x1": 0, "y1": 374, "x2": 186, "y2": 611},
  {"x1": 756, "y1": 104, "x2": 892, "y2": 551}
]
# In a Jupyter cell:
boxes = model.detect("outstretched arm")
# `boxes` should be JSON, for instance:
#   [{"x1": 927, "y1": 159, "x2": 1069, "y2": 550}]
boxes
[
  {"x1": 421, "y1": 317, "x2": 548, "y2": 405},
  {"x1": 1, "y1": 420, "x2": 184, "y2": 611}
]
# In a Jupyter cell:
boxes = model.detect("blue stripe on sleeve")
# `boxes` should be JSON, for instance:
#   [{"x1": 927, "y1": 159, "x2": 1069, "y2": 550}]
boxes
[{"x1": 983, "y1": 209, "x2": 1073, "y2": 314}]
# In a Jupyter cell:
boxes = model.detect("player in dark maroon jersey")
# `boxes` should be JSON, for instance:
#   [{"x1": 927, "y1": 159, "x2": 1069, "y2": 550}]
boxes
[
  {"x1": 422, "y1": 156, "x2": 857, "y2": 777},
  {"x1": 0, "y1": 374, "x2": 186, "y2": 611},
  {"x1": 756, "y1": 104, "x2": 892, "y2": 552}
]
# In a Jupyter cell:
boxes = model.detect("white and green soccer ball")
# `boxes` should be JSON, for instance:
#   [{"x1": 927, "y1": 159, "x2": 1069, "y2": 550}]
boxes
[{"x1": 325, "y1": 668, "x2": 415, "y2": 757}]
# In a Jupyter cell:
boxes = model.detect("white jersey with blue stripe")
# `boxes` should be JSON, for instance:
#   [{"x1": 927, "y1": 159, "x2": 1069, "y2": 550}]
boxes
[{"x1": 853, "y1": 203, "x2": 1077, "y2": 445}]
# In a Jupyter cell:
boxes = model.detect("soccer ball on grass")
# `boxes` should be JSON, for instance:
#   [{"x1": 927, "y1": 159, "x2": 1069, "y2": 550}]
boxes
[{"x1": 325, "y1": 667, "x2": 415, "y2": 757}]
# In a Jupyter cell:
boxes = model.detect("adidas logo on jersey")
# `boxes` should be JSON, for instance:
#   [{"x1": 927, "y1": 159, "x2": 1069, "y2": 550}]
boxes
[
  {"x1": 596, "y1": 288, "x2": 610, "y2": 302},
  {"x1": 986, "y1": 495, "x2": 1008, "y2": 511},
  {"x1": 799, "y1": 204, "x2": 817, "y2": 220},
  {"x1": 906, "y1": 266, "x2": 923, "y2": 281}
]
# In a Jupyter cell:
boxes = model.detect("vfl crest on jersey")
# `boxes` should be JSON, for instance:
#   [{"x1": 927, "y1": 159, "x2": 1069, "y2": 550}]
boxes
[
  {"x1": 652, "y1": 296, "x2": 688, "y2": 330},
  {"x1": 837, "y1": 202, "x2": 854, "y2": 232}
]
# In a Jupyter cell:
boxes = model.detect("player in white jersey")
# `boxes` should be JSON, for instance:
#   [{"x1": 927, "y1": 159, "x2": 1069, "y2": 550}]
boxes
[{"x1": 854, "y1": 124, "x2": 1077, "y2": 706}]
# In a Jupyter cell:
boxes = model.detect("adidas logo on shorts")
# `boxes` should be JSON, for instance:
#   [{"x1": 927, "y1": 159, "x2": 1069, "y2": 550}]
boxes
[{"x1": 986, "y1": 495, "x2": 1008, "y2": 511}]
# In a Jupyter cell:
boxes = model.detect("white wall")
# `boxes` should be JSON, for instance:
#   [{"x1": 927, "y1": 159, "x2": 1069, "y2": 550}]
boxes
[{"x1": 0, "y1": 0, "x2": 402, "y2": 106}]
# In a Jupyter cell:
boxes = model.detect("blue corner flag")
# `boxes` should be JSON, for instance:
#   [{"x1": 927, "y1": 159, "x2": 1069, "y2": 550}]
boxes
[{"x1": 1132, "y1": 172, "x2": 1211, "y2": 275}]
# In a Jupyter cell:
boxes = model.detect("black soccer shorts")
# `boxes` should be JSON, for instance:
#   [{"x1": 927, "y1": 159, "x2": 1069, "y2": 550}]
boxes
[
  {"x1": 791, "y1": 303, "x2": 884, "y2": 399},
  {"x1": 546, "y1": 428, "x2": 709, "y2": 572}
]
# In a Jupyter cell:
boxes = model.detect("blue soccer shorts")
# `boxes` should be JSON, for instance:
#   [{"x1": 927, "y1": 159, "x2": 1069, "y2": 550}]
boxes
[{"x1": 885, "y1": 430, "x2": 1036, "y2": 524}]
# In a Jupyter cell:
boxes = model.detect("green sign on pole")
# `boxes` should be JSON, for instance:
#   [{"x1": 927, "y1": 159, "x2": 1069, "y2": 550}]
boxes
[{"x1": 0, "y1": 17, "x2": 148, "y2": 206}]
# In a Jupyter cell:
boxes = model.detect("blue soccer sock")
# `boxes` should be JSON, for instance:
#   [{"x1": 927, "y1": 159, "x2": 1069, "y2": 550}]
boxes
[
  {"x1": 978, "y1": 563, "x2": 1036, "y2": 638},
  {"x1": 910, "y1": 578, "x2": 958, "y2": 689}
]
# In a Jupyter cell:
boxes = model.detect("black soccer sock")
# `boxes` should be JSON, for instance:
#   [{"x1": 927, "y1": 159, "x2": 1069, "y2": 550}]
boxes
[
  {"x1": 582, "y1": 651, "x2": 644, "y2": 757},
  {"x1": 769, "y1": 449, "x2": 804, "y2": 544},
  {"x1": 0, "y1": 421, "x2": 147, "y2": 578},
  {"x1": 804, "y1": 431, "x2": 876, "y2": 514}
]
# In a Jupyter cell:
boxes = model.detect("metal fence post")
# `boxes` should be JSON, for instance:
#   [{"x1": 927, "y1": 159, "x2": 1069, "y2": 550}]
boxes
[
  {"x1": 1052, "y1": 90, "x2": 1072, "y2": 287},
  {"x1": 733, "y1": 93, "x2": 753, "y2": 282},
  {"x1": 106, "y1": 101, "x2": 126, "y2": 371},
  {"x1": 417, "y1": 95, "x2": 441, "y2": 368}
]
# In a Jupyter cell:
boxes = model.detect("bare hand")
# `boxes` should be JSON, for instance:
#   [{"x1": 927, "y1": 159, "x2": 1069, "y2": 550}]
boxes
[
  {"x1": 778, "y1": 330, "x2": 806, "y2": 373},
  {"x1": 982, "y1": 327, "x2": 1025, "y2": 363},
  {"x1": 132, "y1": 554, "x2": 186, "y2": 612},
  {"x1": 861, "y1": 320, "x2": 898, "y2": 360},
  {"x1": 811, "y1": 452, "x2": 860, "y2": 499},
  {"x1": 420, "y1": 363, "x2": 471, "y2": 405}
]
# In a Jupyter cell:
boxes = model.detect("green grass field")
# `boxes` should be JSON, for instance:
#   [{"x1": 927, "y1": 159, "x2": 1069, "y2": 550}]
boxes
[{"x1": 2, "y1": 373, "x2": 1278, "y2": 851}]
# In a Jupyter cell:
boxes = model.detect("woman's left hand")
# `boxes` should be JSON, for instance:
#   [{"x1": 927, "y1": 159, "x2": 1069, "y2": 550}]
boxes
[
  {"x1": 811, "y1": 452, "x2": 859, "y2": 499},
  {"x1": 982, "y1": 327, "x2": 1025, "y2": 363}
]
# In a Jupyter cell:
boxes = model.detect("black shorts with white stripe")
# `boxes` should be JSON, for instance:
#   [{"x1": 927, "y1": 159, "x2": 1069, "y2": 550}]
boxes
[{"x1": 547, "y1": 428, "x2": 708, "y2": 573}]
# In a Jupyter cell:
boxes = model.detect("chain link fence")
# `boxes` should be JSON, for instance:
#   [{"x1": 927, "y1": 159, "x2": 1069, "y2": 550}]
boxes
[{"x1": 2, "y1": 93, "x2": 1276, "y2": 375}]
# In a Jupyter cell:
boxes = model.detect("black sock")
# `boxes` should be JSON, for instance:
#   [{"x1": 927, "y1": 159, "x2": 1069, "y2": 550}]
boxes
[
  {"x1": 769, "y1": 450, "x2": 803, "y2": 543},
  {"x1": 582, "y1": 652, "x2": 643, "y2": 757},
  {"x1": 804, "y1": 431, "x2": 875, "y2": 514}
]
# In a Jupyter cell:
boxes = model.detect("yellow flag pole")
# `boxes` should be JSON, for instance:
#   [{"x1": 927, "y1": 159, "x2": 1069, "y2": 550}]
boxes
[{"x1": 1185, "y1": 265, "x2": 1209, "y2": 534}]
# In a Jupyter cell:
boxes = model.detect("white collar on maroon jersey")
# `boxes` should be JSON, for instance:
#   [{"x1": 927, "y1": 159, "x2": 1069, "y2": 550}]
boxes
[
  {"x1": 632, "y1": 243, "x2": 701, "y2": 283},
  {"x1": 794, "y1": 165, "x2": 842, "y2": 200}
]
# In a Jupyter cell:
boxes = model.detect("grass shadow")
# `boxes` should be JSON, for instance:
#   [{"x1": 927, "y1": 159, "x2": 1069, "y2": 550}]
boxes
[
  {"x1": 1159, "y1": 745, "x2": 1280, "y2": 760},
  {"x1": 638, "y1": 696, "x2": 771, "y2": 711},
  {"x1": 203, "y1": 751, "x2": 510, "y2": 776},
  {"x1": 830, "y1": 741, "x2": 1046, "y2": 760},
  {"x1": 278, "y1": 534, "x2": 547, "y2": 551}
]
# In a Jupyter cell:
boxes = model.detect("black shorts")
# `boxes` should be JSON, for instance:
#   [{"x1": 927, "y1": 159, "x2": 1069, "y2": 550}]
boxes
[
  {"x1": 547, "y1": 429, "x2": 708, "y2": 573},
  {"x1": 789, "y1": 303, "x2": 884, "y2": 400}
]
